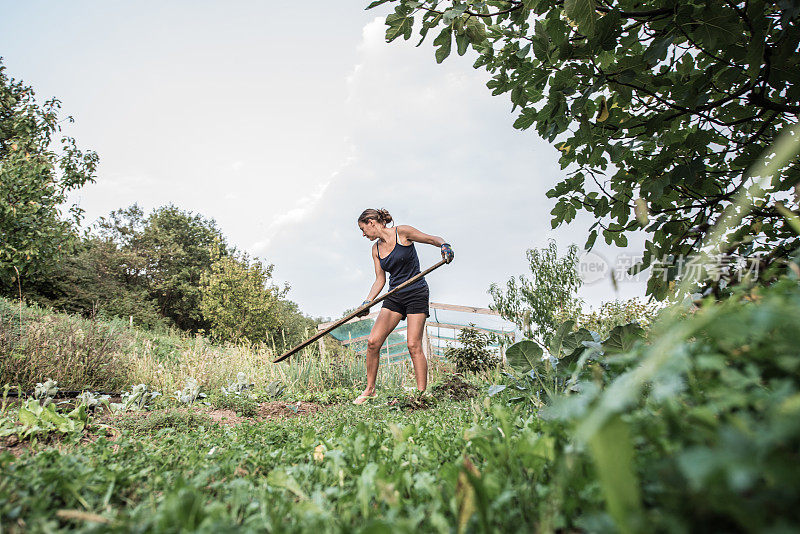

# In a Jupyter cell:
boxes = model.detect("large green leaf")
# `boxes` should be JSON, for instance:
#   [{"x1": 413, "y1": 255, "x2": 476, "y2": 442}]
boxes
[
  {"x1": 433, "y1": 27, "x2": 452, "y2": 63},
  {"x1": 17, "y1": 400, "x2": 43, "y2": 428},
  {"x1": 39, "y1": 404, "x2": 70, "y2": 427},
  {"x1": 561, "y1": 327, "x2": 595, "y2": 364},
  {"x1": 506, "y1": 340, "x2": 544, "y2": 373},
  {"x1": 17, "y1": 399, "x2": 82, "y2": 434},
  {"x1": 547, "y1": 320, "x2": 575, "y2": 358},
  {"x1": 603, "y1": 323, "x2": 644, "y2": 354},
  {"x1": 587, "y1": 415, "x2": 643, "y2": 533},
  {"x1": 564, "y1": 0, "x2": 597, "y2": 37}
]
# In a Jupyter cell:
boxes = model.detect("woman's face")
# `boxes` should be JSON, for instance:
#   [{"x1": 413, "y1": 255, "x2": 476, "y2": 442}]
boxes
[{"x1": 358, "y1": 220, "x2": 381, "y2": 241}]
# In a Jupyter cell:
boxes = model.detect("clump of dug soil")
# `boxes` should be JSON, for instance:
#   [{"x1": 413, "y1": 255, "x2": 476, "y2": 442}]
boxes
[
  {"x1": 389, "y1": 394, "x2": 437, "y2": 411},
  {"x1": 431, "y1": 375, "x2": 479, "y2": 401}
]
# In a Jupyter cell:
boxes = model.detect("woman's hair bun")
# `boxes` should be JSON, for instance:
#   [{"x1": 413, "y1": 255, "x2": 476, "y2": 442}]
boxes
[
  {"x1": 376, "y1": 209, "x2": 392, "y2": 224},
  {"x1": 357, "y1": 208, "x2": 393, "y2": 225}
]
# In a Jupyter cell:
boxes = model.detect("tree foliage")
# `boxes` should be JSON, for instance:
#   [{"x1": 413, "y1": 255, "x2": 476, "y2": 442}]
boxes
[
  {"x1": 489, "y1": 239, "x2": 582, "y2": 343},
  {"x1": 31, "y1": 203, "x2": 227, "y2": 332},
  {"x1": 137, "y1": 205, "x2": 226, "y2": 331},
  {"x1": 34, "y1": 236, "x2": 167, "y2": 330},
  {"x1": 199, "y1": 247, "x2": 289, "y2": 344},
  {"x1": 18, "y1": 201, "x2": 316, "y2": 341},
  {"x1": 0, "y1": 59, "x2": 98, "y2": 291},
  {"x1": 97, "y1": 204, "x2": 227, "y2": 332},
  {"x1": 370, "y1": 0, "x2": 800, "y2": 299}
]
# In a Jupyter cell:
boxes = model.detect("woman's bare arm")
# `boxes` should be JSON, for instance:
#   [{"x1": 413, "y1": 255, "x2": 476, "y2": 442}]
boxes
[
  {"x1": 365, "y1": 243, "x2": 387, "y2": 301},
  {"x1": 398, "y1": 225, "x2": 447, "y2": 247}
]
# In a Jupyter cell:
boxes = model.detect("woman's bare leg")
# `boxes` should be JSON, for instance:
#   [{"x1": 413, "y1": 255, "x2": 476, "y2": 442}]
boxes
[
  {"x1": 363, "y1": 308, "x2": 403, "y2": 395},
  {"x1": 405, "y1": 313, "x2": 428, "y2": 392}
]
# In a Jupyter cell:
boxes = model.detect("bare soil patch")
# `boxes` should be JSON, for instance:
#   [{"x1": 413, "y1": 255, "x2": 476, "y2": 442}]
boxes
[
  {"x1": 0, "y1": 435, "x2": 31, "y2": 457},
  {"x1": 257, "y1": 401, "x2": 324, "y2": 419},
  {"x1": 205, "y1": 408, "x2": 245, "y2": 426},
  {"x1": 431, "y1": 375, "x2": 479, "y2": 401},
  {"x1": 122, "y1": 401, "x2": 326, "y2": 428}
]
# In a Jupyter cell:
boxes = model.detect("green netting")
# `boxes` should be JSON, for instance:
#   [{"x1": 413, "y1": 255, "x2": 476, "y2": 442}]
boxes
[
  {"x1": 329, "y1": 318, "x2": 410, "y2": 361},
  {"x1": 330, "y1": 319, "x2": 374, "y2": 341}
]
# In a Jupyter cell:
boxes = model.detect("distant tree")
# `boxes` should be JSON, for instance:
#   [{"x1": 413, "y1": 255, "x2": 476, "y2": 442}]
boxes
[
  {"x1": 489, "y1": 239, "x2": 582, "y2": 344},
  {"x1": 98, "y1": 204, "x2": 228, "y2": 332},
  {"x1": 137, "y1": 205, "x2": 227, "y2": 331},
  {"x1": 199, "y1": 246, "x2": 288, "y2": 344},
  {"x1": 370, "y1": 1, "x2": 800, "y2": 299},
  {"x1": 0, "y1": 59, "x2": 98, "y2": 293},
  {"x1": 35, "y1": 236, "x2": 168, "y2": 330}
]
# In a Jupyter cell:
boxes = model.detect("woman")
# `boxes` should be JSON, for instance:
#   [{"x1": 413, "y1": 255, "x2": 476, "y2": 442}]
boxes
[{"x1": 352, "y1": 208, "x2": 454, "y2": 405}]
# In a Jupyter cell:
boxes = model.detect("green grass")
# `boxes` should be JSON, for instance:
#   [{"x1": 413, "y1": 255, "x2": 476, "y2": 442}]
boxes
[
  {"x1": 114, "y1": 409, "x2": 215, "y2": 435},
  {"x1": 2, "y1": 399, "x2": 501, "y2": 533}
]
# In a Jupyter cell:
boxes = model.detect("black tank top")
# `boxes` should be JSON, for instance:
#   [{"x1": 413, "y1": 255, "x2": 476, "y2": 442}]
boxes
[{"x1": 378, "y1": 227, "x2": 428, "y2": 295}]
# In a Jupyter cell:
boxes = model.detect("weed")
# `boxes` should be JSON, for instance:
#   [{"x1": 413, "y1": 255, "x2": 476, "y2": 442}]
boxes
[
  {"x1": 291, "y1": 386, "x2": 358, "y2": 405},
  {"x1": 116, "y1": 409, "x2": 213, "y2": 435},
  {"x1": 212, "y1": 394, "x2": 258, "y2": 418}
]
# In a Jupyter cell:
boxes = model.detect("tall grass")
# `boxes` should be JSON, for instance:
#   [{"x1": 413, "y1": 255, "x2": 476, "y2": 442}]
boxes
[{"x1": 0, "y1": 297, "x2": 449, "y2": 395}]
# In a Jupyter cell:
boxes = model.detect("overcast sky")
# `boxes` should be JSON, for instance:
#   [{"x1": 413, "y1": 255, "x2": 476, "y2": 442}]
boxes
[{"x1": 1, "y1": 1, "x2": 649, "y2": 319}]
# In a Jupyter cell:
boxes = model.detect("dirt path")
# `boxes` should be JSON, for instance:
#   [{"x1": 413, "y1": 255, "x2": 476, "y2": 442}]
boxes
[{"x1": 204, "y1": 401, "x2": 325, "y2": 426}]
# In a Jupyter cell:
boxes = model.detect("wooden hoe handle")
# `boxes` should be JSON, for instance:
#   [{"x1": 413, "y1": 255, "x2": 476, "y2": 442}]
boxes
[{"x1": 272, "y1": 259, "x2": 448, "y2": 363}]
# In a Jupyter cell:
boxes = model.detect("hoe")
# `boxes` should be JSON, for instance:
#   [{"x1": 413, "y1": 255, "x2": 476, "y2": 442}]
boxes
[{"x1": 273, "y1": 259, "x2": 448, "y2": 363}]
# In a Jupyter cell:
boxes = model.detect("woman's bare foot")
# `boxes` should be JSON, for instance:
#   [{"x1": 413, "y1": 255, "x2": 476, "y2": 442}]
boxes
[{"x1": 352, "y1": 389, "x2": 377, "y2": 405}]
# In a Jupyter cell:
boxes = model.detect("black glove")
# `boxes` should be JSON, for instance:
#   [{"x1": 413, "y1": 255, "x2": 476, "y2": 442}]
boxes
[
  {"x1": 441, "y1": 243, "x2": 454, "y2": 264},
  {"x1": 355, "y1": 300, "x2": 371, "y2": 318}
]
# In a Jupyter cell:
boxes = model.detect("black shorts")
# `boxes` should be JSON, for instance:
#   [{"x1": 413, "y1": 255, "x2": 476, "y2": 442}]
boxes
[{"x1": 382, "y1": 285, "x2": 430, "y2": 320}]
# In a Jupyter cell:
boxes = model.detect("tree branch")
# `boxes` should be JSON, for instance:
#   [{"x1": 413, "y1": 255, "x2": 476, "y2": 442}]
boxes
[{"x1": 748, "y1": 92, "x2": 800, "y2": 114}]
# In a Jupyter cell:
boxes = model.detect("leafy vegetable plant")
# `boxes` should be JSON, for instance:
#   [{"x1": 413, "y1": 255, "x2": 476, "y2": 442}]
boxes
[
  {"x1": 174, "y1": 378, "x2": 205, "y2": 405},
  {"x1": 14, "y1": 399, "x2": 87, "y2": 440}
]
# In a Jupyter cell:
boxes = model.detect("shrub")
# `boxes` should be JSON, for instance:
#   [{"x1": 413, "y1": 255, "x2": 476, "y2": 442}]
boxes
[
  {"x1": 444, "y1": 325, "x2": 499, "y2": 374},
  {"x1": 489, "y1": 240, "x2": 583, "y2": 344}
]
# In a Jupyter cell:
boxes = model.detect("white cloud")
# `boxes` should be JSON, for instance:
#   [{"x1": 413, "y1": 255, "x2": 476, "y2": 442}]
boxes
[{"x1": 251, "y1": 153, "x2": 356, "y2": 253}]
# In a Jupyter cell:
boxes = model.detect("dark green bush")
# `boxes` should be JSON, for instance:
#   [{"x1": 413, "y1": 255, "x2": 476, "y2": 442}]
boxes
[{"x1": 445, "y1": 325, "x2": 499, "y2": 374}]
